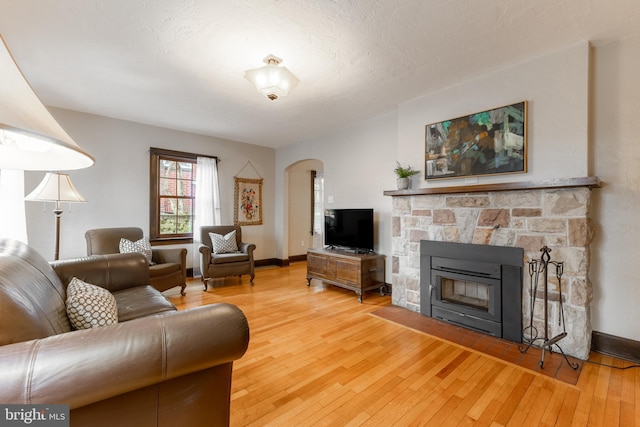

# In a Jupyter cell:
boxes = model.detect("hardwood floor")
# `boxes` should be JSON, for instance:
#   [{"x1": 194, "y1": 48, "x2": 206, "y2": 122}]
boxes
[
  {"x1": 370, "y1": 306, "x2": 584, "y2": 385},
  {"x1": 166, "y1": 262, "x2": 640, "y2": 426}
]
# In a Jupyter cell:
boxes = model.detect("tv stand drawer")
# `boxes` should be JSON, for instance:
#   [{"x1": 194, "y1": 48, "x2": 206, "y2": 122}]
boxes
[
  {"x1": 335, "y1": 259, "x2": 359, "y2": 284},
  {"x1": 306, "y1": 249, "x2": 386, "y2": 303}
]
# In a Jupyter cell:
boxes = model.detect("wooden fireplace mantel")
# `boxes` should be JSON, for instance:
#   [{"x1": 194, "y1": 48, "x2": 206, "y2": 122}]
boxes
[{"x1": 383, "y1": 176, "x2": 601, "y2": 197}]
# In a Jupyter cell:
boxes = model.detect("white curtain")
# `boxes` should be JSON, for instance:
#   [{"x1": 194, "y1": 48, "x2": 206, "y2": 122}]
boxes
[
  {"x1": 192, "y1": 157, "x2": 220, "y2": 276},
  {"x1": 0, "y1": 169, "x2": 28, "y2": 243}
]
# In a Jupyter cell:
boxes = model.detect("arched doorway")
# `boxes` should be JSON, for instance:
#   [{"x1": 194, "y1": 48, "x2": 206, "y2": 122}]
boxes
[{"x1": 286, "y1": 159, "x2": 324, "y2": 260}]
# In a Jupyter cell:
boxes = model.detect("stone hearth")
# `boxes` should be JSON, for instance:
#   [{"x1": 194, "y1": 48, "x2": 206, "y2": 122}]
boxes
[{"x1": 388, "y1": 181, "x2": 597, "y2": 360}]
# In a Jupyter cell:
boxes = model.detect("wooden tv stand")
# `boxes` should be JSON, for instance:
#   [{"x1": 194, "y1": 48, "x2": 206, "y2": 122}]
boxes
[{"x1": 306, "y1": 248, "x2": 387, "y2": 303}]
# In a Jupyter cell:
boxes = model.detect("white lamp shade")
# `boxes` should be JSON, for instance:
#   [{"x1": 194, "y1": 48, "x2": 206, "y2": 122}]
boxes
[
  {"x1": 25, "y1": 172, "x2": 87, "y2": 203},
  {"x1": 0, "y1": 35, "x2": 94, "y2": 171},
  {"x1": 245, "y1": 56, "x2": 299, "y2": 100}
]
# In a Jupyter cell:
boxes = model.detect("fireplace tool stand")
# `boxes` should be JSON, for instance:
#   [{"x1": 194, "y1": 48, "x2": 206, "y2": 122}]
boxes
[{"x1": 518, "y1": 246, "x2": 580, "y2": 370}]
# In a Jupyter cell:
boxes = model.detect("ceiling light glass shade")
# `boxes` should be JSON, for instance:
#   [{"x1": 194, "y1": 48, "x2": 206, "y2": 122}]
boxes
[
  {"x1": 0, "y1": 35, "x2": 94, "y2": 171},
  {"x1": 25, "y1": 172, "x2": 87, "y2": 204},
  {"x1": 244, "y1": 55, "x2": 299, "y2": 100}
]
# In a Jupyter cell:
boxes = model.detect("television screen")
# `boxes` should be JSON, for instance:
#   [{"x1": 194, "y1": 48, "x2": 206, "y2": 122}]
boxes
[{"x1": 324, "y1": 208, "x2": 374, "y2": 252}]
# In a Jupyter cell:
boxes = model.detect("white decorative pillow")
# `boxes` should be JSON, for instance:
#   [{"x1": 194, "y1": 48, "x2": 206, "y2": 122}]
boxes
[
  {"x1": 119, "y1": 237, "x2": 154, "y2": 265},
  {"x1": 209, "y1": 230, "x2": 239, "y2": 254},
  {"x1": 66, "y1": 277, "x2": 118, "y2": 330}
]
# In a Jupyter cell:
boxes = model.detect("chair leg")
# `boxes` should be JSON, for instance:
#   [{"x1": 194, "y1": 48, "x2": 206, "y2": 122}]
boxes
[
  {"x1": 203, "y1": 278, "x2": 209, "y2": 292},
  {"x1": 250, "y1": 273, "x2": 255, "y2": 285},
  {"x1": 180, "y1": 283, "x2": 186, "y2": 296}
]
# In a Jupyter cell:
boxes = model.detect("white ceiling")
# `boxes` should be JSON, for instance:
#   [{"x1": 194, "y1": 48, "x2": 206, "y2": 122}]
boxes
[{"x1": 1, "y1": 0, "x2": 639, "y2": 149}]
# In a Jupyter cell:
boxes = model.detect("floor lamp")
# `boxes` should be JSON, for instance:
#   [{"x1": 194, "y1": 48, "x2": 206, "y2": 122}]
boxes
[
  {"x1": 25, "y1": 172, "x2": 87, "y2": 260},
  {"x1": 0, "y1": 34, "x2": 94, "y2": 171},
  {"x1": 0, "y1": 34, "x2": 93, "y2": 258}
]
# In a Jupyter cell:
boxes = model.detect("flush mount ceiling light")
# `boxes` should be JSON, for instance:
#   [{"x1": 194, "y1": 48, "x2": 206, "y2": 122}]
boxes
[
  {"x1": 0, "y1": 34, "x2": 94, "y2": 171},
  {"x1": 244, "y1": 54, "x2": 299, "y2": 101}
]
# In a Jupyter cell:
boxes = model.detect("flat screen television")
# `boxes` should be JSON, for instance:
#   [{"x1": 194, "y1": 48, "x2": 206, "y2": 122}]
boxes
[{"x1": 324, "y1": 208, "x2": 374, "y2": 252}]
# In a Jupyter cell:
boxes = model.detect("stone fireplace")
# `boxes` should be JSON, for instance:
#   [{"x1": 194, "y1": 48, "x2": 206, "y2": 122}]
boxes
[{"x1": 386, "y1": 177, "x2": 600, "y2": 360}]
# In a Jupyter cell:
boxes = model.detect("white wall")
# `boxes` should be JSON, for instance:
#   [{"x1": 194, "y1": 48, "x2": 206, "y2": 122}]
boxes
[
  {"x1": 287, "y1": 159, "x2": 323, "y2": 257},
  {"x1": 591, "y1": 35, "x2": 640, "y2": 341},
  {"x1": 276, "y1": 43, "x2": 591, "y2": 288},
  {"x1": 276, "y1": 40, "x2": 640, "y2": 345},
  {"x1": 276, "y1": 111, "x2": 398, "y2": 279},
  {"x1": 24, "y1": 108, "x2": 276, "y2": 267},
  {"x1": 17, "y1": 36, "x2": 640, "y2": 344},
  {"x1": 397, "y1": 42, "x2": 590, "y2": 186}
]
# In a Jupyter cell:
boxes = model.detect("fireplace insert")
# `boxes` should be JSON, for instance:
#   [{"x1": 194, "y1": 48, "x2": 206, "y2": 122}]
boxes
[{"x1": 420, "y1": 241, "x2": 523, "y2": 342}]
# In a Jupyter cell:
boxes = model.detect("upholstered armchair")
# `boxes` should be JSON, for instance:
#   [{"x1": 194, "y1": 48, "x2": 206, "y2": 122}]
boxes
[
  {"x1": 199, "y1": 225, "x2": 256, "y2": 290},
  {"x1": 85, "y1": 227, "x2": 187, "y2": 295}
]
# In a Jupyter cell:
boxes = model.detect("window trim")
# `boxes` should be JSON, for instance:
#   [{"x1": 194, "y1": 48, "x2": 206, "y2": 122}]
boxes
[{"x1": 149, "y1": 147, "x2": 218, "y2": 244}]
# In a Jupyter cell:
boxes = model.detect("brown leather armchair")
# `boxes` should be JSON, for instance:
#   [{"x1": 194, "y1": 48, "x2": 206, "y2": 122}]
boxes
[
  {"x1": 199, "y1": 225, "x2": 256, "y2": 290},
  {"x1": 85, "y1": 227, "x2": 187, "y2": 295}
]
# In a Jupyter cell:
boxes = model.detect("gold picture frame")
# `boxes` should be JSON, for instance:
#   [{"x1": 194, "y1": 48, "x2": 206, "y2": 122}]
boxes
[
  {"x1": 425, "y1": 101, "x2": 527, "y2": 180},
  {"x1": 234, "y1": 177, "x2": 263, "y2": 226}
]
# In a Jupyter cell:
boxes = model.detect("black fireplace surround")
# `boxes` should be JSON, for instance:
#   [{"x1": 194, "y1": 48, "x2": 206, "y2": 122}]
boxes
[{"x1": 420, "y1": 240, "x2": 524, "y2": 342}]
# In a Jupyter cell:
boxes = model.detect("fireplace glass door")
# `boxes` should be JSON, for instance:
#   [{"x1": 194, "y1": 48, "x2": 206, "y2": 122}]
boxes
[
  {"x1": 432, "y1": 270, "x2": 501, "y2": 323},
  {"x1": 441, "y1": 277, "x2": 490, "y2": 311}
]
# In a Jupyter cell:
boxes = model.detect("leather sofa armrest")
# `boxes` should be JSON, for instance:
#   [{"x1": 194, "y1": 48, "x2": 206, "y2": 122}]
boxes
[
  {"x1": 239, "y1": 242, "x2": 256, "y2": 257},
  {"x1": 52, "y1": 253, "x2": 150, "y2": 292},
  {"x1": 0, "y1": 303, "x2": 249, "y2": 409},
  {"x1": 199, "y1": 243, "x2": 212, "y2": 258},
  {"x1": 151, "y1": 247, "x2": 187, "y2": 282},
  {"x1": 151, "y1": 247, "x2": 187, "y2": 266},
  {"x1": 199, "y1": 244, "x2": 212, "y2": 277}
]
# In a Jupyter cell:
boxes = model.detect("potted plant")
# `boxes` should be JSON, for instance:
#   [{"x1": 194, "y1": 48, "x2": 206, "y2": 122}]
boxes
[{"x1": 394, "y1": 162, "x2": 420, "y2": 190}]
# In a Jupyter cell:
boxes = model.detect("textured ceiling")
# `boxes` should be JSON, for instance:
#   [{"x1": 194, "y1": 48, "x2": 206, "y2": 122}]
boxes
[{"x1": 0, "y1": 0, "x2": 639, "y2": 148}]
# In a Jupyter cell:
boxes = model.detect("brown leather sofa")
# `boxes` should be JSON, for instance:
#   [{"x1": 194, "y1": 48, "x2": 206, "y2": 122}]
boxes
[
  {"x1": 0, "y1": 238, "x2": 250, "y2": 427},
  {"x1": 85, "y1": 227, "x2": 187, "y2": 295},
  {"x1": 199, "y1": 225, "x2": 256, "y2": 290}
]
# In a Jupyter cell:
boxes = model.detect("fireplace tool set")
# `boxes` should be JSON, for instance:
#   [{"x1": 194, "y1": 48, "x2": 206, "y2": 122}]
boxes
[{"x1": 519, "y1": 246, "x2": 580, "y2": 370}]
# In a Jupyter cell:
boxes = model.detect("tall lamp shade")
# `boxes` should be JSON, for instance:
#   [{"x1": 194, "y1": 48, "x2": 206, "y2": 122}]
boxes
[
  {"x1": 0, "y1": 34, "x2": 94, "y2": 171},
  {"x1": 25, "y1": 172, "x2": 87, "y2": 260}
]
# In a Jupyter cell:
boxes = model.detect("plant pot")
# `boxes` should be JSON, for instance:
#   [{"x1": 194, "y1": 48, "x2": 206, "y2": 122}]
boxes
[{"x1": 396, "y1": 177, "x2": 410, "y2": 190}]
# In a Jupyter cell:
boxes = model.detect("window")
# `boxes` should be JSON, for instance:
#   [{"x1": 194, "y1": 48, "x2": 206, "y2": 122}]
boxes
[
  {"x1": 311, "y1": 170, "x2": 324, "y2": 248},
  {"x1": 150, "y1": 147, "x2": 220, "y2": 244},
  {"x1": 150, "y1": 148, "x2": 197, "y2": 243}
]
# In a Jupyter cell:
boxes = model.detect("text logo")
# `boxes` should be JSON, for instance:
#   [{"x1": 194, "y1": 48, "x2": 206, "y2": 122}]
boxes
[{"x1": 0, "y1": 405, "x2": 69, "y2": 427}]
